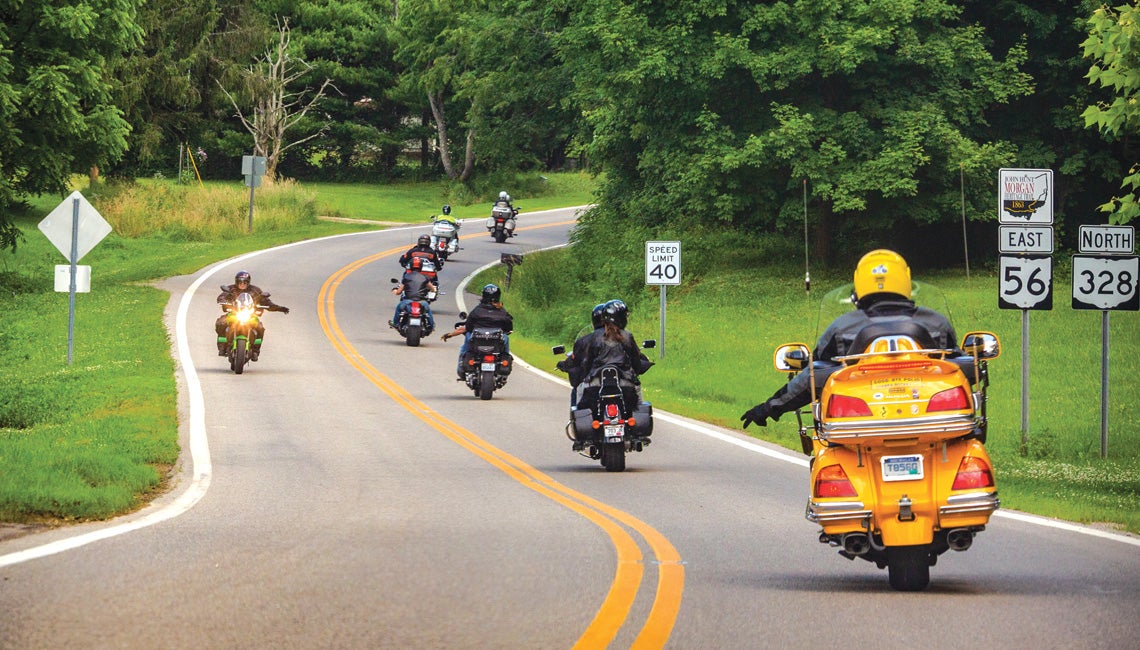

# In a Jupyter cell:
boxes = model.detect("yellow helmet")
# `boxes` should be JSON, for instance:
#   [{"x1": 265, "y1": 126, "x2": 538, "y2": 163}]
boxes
[{"x1": 853, "y1": 249, "x2": 911, "y2": 300}]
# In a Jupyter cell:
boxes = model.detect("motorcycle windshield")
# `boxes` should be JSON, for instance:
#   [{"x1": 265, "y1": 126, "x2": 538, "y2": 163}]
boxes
[{"x1": 812, "y1": 281, "x2": 953, "y2": 344}]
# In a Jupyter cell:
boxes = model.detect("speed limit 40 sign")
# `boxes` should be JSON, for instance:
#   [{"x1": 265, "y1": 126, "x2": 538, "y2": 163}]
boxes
[
  {"x1": 646, "y1": 241, "x2": 681, "y2": 285},
  {"x1": 999, "y1": 255, "x2": 1053, "y2": 310},
  {"x1": 1072, "y1": 255, "x2": 1139, "y2": 311}
]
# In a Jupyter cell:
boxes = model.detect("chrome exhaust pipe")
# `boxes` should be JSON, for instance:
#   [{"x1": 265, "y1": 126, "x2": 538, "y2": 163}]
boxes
[
  {"x1": 842, "y1": 533, "x2": 871, "y2": 556},
  {"x1": 947, "y1": 528, "x2": 974, "y2": 551}
]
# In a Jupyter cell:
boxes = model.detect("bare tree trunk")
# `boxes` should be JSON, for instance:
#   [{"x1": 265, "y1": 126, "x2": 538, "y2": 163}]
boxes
[
  {"x1": 428, "y1": 91, "x2": 457, "y2": 179},
  {"x1": 460, "y1": 130, "x2": 474, "y2": 182}
]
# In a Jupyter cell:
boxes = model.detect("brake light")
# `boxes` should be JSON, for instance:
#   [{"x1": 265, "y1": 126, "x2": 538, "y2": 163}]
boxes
[
  {"x1": 410, "y1": 303, "x2": 421, "y2": 316},
  {"x1": 815, "y1": 464, "x2": 858, "y2": 498},
  {"x1": 928, "y1": 387, "x2": 970, "y2": 412},
  {"x1": 951, "y1": 456, "x2": 994, "y2": 490},
  {"x1": 827, "y1": 394, "x2": 872, "y2": 417},
  {"x1": 483, "y1": 355, "x2": 496, "y2": 363},
  {"x1": 606, "y1": 403, "x2": 619, "y2": 419}
]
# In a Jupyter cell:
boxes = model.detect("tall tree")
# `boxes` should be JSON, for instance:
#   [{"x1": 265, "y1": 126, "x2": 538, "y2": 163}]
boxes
[
  {"x1": 0, "y1": 0, "x2": 142, "y2": 249},
  {"x1": 554, "y1": 0, "x2": 1032, "y2": 263},
  {"x1": 1082, "y1": 1, "x2": 1140, "y2": 225}
]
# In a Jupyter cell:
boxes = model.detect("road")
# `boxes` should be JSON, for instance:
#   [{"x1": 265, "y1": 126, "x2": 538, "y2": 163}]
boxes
[{"x1": 2, "y1": 207, "x2": 1138, "y2": 649}]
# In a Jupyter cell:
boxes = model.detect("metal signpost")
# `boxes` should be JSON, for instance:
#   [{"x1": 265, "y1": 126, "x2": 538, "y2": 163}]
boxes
[
  {"x1": 242, "y1": 155, "x2": 267, "y2": 233},
  {"x1": 645, "y1": 241, "x2": 681, "y2": 359},
  {"x1": 997, "y1": 168, "x2": 1054, "y2": 449},
  {"x1": 1072, "y1": 224, "x2": 1137, "y2": 458},
  {"x1": 37, "y1": 191, "x2": 112, "y2": 364}
]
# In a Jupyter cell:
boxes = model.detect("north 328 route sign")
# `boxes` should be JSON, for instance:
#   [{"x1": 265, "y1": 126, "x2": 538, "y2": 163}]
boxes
[
  {"x1": 1072, "y1": 255, "x2": 1139, "y2": 311},
  {"x1": 999, "y1": 255, "x2": 1053, "y2": 310}
]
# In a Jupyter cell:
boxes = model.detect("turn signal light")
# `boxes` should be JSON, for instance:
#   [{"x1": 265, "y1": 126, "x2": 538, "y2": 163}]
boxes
[
  {"x1": 815, "y1": 464, "x2": 858, "y2": 498},
  {"x1": 928, "y1": 386, "x2": 970, "y2": 412},
  {"x1": 951, "y1": 456, "x2": 994, "y2": 490},
  {"x1": 827, "y1": 394, "x2": 872, "y2": 417}
]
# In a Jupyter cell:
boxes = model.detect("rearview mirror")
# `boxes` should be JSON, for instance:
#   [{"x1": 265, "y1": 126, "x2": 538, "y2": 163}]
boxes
[
  {"x1": 961, "y1": 331, "x2": 1001, "y2": 360},
  {"x1": 642, "y1": 340, "x2": 657, "y2": 349},
  {"x1": 552, "y1": 345, "x2": 566, "y2": 355},
  {"x1": 774, "y1": 343, "x2": 811, "y2": 372}
]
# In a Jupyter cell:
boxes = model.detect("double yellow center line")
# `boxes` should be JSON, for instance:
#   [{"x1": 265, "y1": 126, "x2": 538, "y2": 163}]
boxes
[{"x1": 317, "y1": 242, "x2": 683, "y2": 649}]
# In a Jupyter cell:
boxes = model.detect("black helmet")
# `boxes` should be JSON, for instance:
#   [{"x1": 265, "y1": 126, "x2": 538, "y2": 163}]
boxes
[
  {"x1": 442, "y1": 204, "x2": 451, "y2": 215},
  {"x1": 235, "y1": 270, "x2": 251, "y2": 286},
  {"x1": 480, "y1": 283, "x2": 502, "y2": 304},
  {"x1": 418, "y1": 234, "x2": 431, "y2": 247},
  {"x1": 591, "y1": 303, "x2": 606, "y2": 329},
  {"x1": 602, "y1": 299, "x2": 628, "y2": 329}
]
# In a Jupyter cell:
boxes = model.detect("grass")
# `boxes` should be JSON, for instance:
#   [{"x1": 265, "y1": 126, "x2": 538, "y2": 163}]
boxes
[{"x1": 3, "y1": 172, "x2": 1137, "y2": 536}]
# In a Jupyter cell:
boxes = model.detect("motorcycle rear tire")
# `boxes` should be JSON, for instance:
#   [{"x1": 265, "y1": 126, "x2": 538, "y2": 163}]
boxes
[
  {"x1": 406, "y1": 324, "x2": 421, "y2": 347},
  {"x1": 233, "y1": 339, "x2": 248, "y2": 375},
  {"x1": 601, "y1": 442, "x2": 626, "y2": 472},
  {"x1": 493, "y1": 230, "x2": 507, "y2": 243},
  {"x1": 886, "y1": 546, "x2": 931, "y2": 591},
  {"x1": 479, "y1": 369, "x2": 495, "y2": 400}
]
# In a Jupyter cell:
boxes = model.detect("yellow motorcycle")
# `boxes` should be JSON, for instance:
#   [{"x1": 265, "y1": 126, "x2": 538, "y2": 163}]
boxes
[{"x1": 773, "y1": 284, "x2": 1001, "y2": 591}]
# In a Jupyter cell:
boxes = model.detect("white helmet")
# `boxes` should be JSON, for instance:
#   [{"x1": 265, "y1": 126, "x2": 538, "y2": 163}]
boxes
[{"x1": 499, "y1": 191, "x2": 508, "y2": 201}]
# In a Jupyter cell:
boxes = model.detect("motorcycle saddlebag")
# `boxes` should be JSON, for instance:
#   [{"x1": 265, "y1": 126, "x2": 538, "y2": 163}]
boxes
[
  {"x1": 629, "y1": 402, "x2": 653, "y2": 437},
  {"x1": 571, "y1": 408, "x2": 594, "y2": 441}
]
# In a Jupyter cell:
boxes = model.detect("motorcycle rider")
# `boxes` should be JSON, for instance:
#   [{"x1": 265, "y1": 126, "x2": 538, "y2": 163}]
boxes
[
  {"x1": 399, "y1": 234, "x2": 443, "y2": 278},
  {"x1": 740, "y1": 249, "x2": 968, "y2": 429},
  {"x1": 572, "y1": 299, "x2": 653, "y2": 412},
  {"x1": 441, "y1": 283, "x2": 514, "y2": 379},
  {"x1": 556, "y1": 303, "x2": 606, "y2": 407},
  {"x1": 390, "y1": 257, "x2": 437, "y2": 331},
  {"x1": 432, "y1": 204, "x2": 460, "y2": 252},
  {"x1": 494, "y1": 191, "x2": 513, "y2": 209},
  {"x1": 215, "y1": 270, "x2": 290, "y2": 361}
]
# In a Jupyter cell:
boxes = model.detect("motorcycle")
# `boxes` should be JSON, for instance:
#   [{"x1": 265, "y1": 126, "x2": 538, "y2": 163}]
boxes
[
  {"x1": 772, "y1": 283, "x2": 1001, "y2": 590},
  {"x1": 219, "y1": 290, "x2": 265, "y2": 375},
  {"x1": 429, "y1": 214, "x2": 460, "y2": 260},
  {"x1": 487, "y1": 204, "x2": 517, "y2": 243},
  {"x1": 553, "y1": 339, "x2": 656, "y2": 472},
  {"x1": 389, "y1": 278, "x2": 435, "y2": 347},
  {"x1": 455, "y1": 313, "x2": 512, "y2": 400}
]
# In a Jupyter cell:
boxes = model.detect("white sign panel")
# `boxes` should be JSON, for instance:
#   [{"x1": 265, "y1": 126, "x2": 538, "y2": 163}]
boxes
[
  {"x1": 646, "y1": 241, "x2": 681, "y2": 285},
  {"x1": 999, "y1": 225, "x2": 1053, "y2": 254},
  {"x1": 1079, "y1": 225, "x2": 1134, "y2": 255},
  {"x1": 999, "y1": 168, "x2": 1053, "y2": 224},
  {"x1": 999, "y1": 255, "x2": 1053, "y2": 310},
  {"x1": 37, "y1": 191, "x2": 112, "y2": 262},
  {"x1": 54, "y1": 265, "x2": 91, "y2": 293},
  {"x1": 1072, "y1": 255, "x2": 1139, "y2": 311}
]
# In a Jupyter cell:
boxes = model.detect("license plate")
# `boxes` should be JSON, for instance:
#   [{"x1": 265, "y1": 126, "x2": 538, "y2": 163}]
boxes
[
  {"x1": 881, "y1": 454, "x2": 924, "y2": 481},
  {"x1": 408, "y1": 317, "x2": 421, "y2": 326},
  {"x1": 604, "y1": 424, "x2": 624, "y2": 443},
  {"x1": 480, "y1": 362, "x2": 496, "y2": 371}
]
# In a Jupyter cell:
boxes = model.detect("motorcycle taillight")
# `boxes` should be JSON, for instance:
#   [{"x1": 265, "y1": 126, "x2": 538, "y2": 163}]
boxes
[
  {"x1": 927, "y1": 386, "x2": 970, "y2": 412},
  {"x1": 410, "y1": 303, "x2": 421, "y2": 316},
  {"x1": 483, "y1": 355, "x2": 496, "y2": 363},
  {"x1": 951, "y1": 456, "x2": 994, "y2": 490},
  {"x1": 606, "y1": 403, "x2": 619, "y2": 419},
  {"x1": 814, "y1": 464, "x2": 858, "y2": 498},
  {"x1": 827, "y1": 394, "x2": 872, "y2": 418}
]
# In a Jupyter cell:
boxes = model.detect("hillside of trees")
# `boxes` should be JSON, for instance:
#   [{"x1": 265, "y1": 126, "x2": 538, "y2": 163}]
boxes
[{"x1": 2, "y1": 1, "x2": 1138, "y2": 272}]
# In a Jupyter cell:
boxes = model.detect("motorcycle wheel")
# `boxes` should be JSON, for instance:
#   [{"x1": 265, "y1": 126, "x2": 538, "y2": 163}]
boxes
[
  {"x1": 886, "y1": 546, "x2": 932, "y2": 591},
  {"x1": 479, "y1": 369, "x2": 495, "y2": 400},
  {"x1": 601, "y1": 442, "x2": 626, "y2": 472},
  {"x1": 234, "y1": 338, "x2": 248, "y2": 375},
  {"x1": 406, "y1": 324, "x2": 421, "y2": 347},
  {"x1": 493, "y1": 230, "x2": 507, "y2": 243}
]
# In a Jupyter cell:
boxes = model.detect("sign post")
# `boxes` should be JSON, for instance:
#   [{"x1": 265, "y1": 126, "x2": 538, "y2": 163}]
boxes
[
  {"x1": 242, "y1": 155, "x2": 267, "y2": 233},
  {"x1": 998, "y1": 168, "x2": 1054, "y2": 451},
  {"x1": 645, "y1": 241, "x2": 681, "y2": 359},
  {"x1": 1073, "y1": 224, "x2": 1137, "y2": 458},
  {"x1": 37, "y1": 191, "x2": 112, "y2": 364}
]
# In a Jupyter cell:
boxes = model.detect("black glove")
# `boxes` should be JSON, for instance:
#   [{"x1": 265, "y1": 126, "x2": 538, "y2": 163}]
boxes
[
  {"x1": 740, "y1": 401, "x2": 780, "y2": 429},
  {"x1": 279, "y1": 306, "x2": 290, "y2": 314},
  {"x1": 555, "y1": 359, "x2": 569, "y2": 372}
]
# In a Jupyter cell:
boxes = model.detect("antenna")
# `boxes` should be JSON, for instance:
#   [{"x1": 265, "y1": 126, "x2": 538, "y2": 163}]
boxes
[{"x1": 803, "y1": 178, "x2": 811, "y2": 296}]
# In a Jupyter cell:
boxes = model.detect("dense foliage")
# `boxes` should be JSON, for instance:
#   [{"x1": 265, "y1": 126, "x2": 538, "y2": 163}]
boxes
[{"x1": 1, "y1": 0, "x2": 1137, "y2": 264}]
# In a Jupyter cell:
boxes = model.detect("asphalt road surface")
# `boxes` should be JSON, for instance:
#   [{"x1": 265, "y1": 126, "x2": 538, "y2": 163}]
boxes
[{"x1": 2, "y1": 207, "x2": 1138, "y2": 649}]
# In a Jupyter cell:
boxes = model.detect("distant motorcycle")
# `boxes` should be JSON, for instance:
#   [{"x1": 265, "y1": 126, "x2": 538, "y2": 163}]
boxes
[
  {"x1": 553, "y1": 340, "x2": 656, "y2": 472},
  {"x1": 455, "y1": 313, "x2": 512, "y2": 400},
  {"x1": 389, "y1": 278, "x2": 435, "y2": 347},
  {"x1": 430, "y1": 214, "x2": 460, "y2": 260},
  {"x1": 487, "y1": 203, "x2": 517, "y2": 243}
]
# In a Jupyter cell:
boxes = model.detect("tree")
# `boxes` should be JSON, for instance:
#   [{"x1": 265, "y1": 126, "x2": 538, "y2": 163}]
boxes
[
  {"x1": 1082, "y1": 2, "x2": 1140, "y2": 225},
  {"x1": 554, "y1": 0, "x2": 1033, "y2": 263},
  {"x1": 218, "y1": 17, "x2": 333, "y2": 180},
  {"x1": 0, "y1": 0, "x2": 141, "y2": 250}
]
